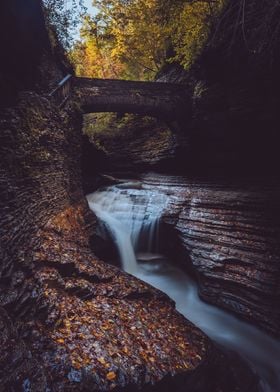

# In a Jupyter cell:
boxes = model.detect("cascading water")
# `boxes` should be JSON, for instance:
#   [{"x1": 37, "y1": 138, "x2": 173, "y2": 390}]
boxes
[
  {"x1": 87, "y1": 181, "x2": 280, "y2": 392},
  {"x1": 87, "y1": 183, "x2": 168, "y2": 274}
]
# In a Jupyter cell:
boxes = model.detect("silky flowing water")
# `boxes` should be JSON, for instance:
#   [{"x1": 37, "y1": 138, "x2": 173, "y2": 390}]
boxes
[{"x1": 87, "y1": 182, "x2": 280, "y2": 392}]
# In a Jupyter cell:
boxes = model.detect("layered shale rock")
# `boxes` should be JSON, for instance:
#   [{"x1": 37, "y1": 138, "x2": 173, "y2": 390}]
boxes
[
  {"x1": 138, "y1": 173, "x2": 280, "y2": 336},
  {"x1": 0, "y1": 2, "x2": 259, "y2": 390},
  {"x1": 81, "y1": 0, "x2": 280, "y2": 340},
  {"x1": 0, "y1": 93, "x2": 257, "y2": 390},
  {"x1": 82, "y1": 113, "x2": 180, "y2": 172}
]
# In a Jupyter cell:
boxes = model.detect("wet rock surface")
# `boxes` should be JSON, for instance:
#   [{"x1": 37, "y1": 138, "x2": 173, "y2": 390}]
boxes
[
  {"x1": 136, "y1": 173, "x2": 280, "y2": 336},
  {"x1": 0, "y1": 74, "x2": 258, "y2": 392},
  {"x1": 0, "y1": 195, "x2": 258, "y2": 391},
  {"x1": 24, "y1": 203, "x2": 211, "y2": 391}
]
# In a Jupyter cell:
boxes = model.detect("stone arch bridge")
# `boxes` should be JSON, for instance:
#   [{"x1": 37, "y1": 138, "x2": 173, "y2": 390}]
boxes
[{"x1": 70, "y1": 77, "x2": 191, "y2": 122}]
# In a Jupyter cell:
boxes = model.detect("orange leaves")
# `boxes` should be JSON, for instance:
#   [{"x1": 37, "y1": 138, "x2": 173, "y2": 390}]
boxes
[
  {"x1": 45, "y1": 281, "x2": 207, "y2": 390},
  {"x1": 101, "y1": 322, "x2": 112, "y2": 331},
  {"x1": 56, "y1": 338, "x2": 65, "y2": 344},
  {"x1": 106, "y1": 371, "x2": 117, "y2": 381},
  {"x1": 72, "y1": 360, "x2": 83, "y2": 370},
  {"x1": 122, "y1": 346, "x2": 129, "y2": 354}
]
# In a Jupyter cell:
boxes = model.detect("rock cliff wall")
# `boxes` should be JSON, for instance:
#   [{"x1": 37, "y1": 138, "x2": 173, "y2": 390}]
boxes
[
  {"x1": 0, "y1": 53, "x2": 255, "y2": 392},
  {"x1": 0, "y1": 1, "x2": 258, "y2": 391},
  {"x1": 83, "y1": 113, "x2": 178, "y2": 172},
  {"x1": 152, "y1": 1, "x2": 280, "y2": 335},
  {"x1": 82, "y1": 0, "x2": 280, "y2": 337},
  {"x1": 141, "y1": 174, "x2": 280, "y2": 336}
]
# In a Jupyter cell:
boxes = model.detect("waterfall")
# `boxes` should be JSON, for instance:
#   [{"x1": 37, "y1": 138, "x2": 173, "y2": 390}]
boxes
[
  {"x1": 87, "y1": 181, "x2": 280, "y2": 392},
  {"x1": 87, "y1": 184, "x2": 168, "y2": 274}
]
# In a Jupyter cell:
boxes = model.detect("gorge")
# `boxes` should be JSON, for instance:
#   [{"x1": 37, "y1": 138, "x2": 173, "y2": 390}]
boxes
[{"x1": 1, "y1": 0, "x2": 280, "y2": 391}]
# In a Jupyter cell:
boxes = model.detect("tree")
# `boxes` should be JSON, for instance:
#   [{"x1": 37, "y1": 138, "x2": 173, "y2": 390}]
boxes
[
  {"x1": 43, "y1": 0, "x2": 86, "y2": 49},
  {"x1": 168, "y1": 0, "x2": 224, "y2": 69},
  {"x1": 71, "y1": 0, "x2": 225, "y2": 79},
  {"x1": 70, "y1": 14, "x2": 125, "y2": 78}
]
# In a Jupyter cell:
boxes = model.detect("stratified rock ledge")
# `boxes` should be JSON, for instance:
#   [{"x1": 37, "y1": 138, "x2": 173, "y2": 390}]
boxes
[{"x1": 140, "y1": 173, "x2": 280, "y2": 337}]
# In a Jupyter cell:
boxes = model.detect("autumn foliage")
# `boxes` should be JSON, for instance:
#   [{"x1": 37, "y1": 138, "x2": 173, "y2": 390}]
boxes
[{"x1": 70, "y1": 0, "x2": 224, "y2": 80}]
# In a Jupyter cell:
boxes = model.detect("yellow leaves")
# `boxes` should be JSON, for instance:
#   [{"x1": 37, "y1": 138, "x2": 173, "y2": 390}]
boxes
[
  {"x1": 71, "y1": 21, "x2": 125, "y2": 79},
  {"x1": 97, "y1": 357, "x2": 111, "y2": 368},
  {"x1": 71, "y1": 0, "x2": 227, "y2": 79},
  {"x1": 98, "y1": 357, "x2": 106, "y2": 365},
  {"x1": 72, "y1": 361, "x2": 82, "y2": 370},
  {"x1": 169, "y1": 0, "x2": 225, "y2": 69},
  {"x1": 64, "y1": 319, "x2": 71, "y2": 328},
  {"x1": 122, "y1": 346, "x2": 129, "y2": 354},
  {"x1": 56, "y1": 338, "x2": 65, "y2": 344},
  {"x1": 72, "y1": 0, "x2": 169, "y2": 79},
  {"x1": 106, "y1": 371, "x2": 117, "y2": 381}
]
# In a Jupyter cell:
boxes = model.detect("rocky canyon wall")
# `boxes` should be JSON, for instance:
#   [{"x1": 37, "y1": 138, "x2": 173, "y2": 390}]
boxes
[
  {"x1": 156, "y1": 1, "x2": 280, "y2": 336},
  {"x1": 141, "y1": 174, "x2": 280, "y2": 336},
  {"x1": 83, "y1": 0, "x2": 280, "y2": 337},
  {"x1": 0, "y1": 1, "x2": 258, "y2": 391}
]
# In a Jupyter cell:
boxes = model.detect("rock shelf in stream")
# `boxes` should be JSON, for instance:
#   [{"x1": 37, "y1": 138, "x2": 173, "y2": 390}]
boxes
[{"x1": 138, "y1": 173, "x2": 280, "y2": 337}]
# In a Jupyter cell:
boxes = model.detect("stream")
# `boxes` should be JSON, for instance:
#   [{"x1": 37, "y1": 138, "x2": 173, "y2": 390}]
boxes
[{"x1": 87, "y1": 181, "x2": 280, "y2": 392}]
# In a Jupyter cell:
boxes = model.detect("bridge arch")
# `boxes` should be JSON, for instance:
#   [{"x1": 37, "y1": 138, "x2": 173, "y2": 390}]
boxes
[{"x1": 74, "y1": 77, "x2": 191, "y2": 122}]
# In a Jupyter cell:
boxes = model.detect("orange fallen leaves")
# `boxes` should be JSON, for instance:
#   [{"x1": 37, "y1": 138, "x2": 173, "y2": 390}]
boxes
[
  {"x1": 106, "y1": 371, "x2": 116, "y2": 381},
  {"x1": 56, "y1": 338, "x2": 65, "y2": 344}
]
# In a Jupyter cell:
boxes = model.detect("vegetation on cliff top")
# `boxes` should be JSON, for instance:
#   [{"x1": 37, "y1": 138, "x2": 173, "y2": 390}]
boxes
[
  {"x1": 43, "y1": 0, "x2": 280, "y2": 80},
  {"x1": 70, "y1": 0, "x2": 224, "y2": 80}
]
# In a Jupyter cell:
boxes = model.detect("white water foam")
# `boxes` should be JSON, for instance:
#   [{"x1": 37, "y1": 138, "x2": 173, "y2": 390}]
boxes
[{"x1": 87, "y1": 185, "x2": 168, "y2": 274}]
